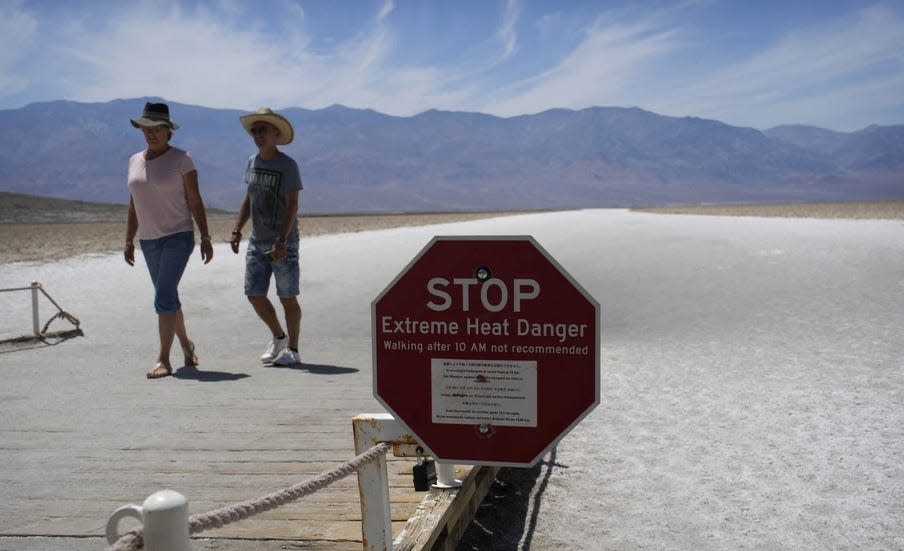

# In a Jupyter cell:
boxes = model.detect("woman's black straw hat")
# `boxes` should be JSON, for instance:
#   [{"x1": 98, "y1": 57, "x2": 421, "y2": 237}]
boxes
[{"x1": 130, "y1": 102, "x2": 179, "y2": 130}]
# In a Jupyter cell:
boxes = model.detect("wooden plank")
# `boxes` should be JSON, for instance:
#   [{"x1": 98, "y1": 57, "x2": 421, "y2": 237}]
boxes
[
  {"x1": 430, "y1": 466, "x2": 500, "y2": 551},
  {"x1": 393, "y1": 466, "x2": 499, "y2": 551}
]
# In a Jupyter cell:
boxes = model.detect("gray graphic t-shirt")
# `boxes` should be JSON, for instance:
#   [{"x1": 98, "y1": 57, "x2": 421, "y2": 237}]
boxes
[{"x1": 244, "y1": 152, "x2": 303, "y2": 242}]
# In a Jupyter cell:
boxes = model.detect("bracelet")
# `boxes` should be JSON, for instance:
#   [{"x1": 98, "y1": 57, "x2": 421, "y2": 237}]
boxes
[
  {"x1": 201, "y1": 235, "x2": 212, "y2": 242},
  {"x1": 231, "y1": 230, "x2": 242, "y2": 236}
]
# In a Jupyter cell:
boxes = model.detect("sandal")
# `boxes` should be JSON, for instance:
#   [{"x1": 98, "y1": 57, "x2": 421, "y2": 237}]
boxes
[
  {"x1": 182, "y1": 340, "x2": 198, "y2": 367},
  {"x1": 147, "y1": 362, "x2": 173, "y2": 379}
]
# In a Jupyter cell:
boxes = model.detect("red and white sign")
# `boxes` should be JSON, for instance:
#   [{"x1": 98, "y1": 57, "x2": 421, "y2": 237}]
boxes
[{"x1": 372, "y1": 236, "x2": 600, "y2": 466}]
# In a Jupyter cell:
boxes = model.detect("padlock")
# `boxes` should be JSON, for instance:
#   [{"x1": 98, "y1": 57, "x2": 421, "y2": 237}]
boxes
[{"x1": 412, "y1": 447, "x2": 436, "y2": 491}]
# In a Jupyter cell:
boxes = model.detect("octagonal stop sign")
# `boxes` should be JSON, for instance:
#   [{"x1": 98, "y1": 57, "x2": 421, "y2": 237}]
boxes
[{"x1": 372, "y1": 236, "x2": 600, "y2": 466}]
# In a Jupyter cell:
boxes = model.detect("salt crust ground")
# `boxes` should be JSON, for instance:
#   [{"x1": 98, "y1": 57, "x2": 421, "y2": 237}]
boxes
[
  {"x1": 1, "y1": 205, "x2": 902, "y2": 550},
  {"x1": 459, "y1": 208, "x2": 904, "y2": 551}
]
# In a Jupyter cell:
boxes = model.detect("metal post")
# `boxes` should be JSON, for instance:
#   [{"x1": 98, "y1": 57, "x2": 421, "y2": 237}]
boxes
[
  {"x1": 30, "y1": 281, "x2": 40, "y2": 336},
  {"x1": 353, "y1": 414, "x2": 419, "y2": 551},
  {"x1": 433, "y1": 462, "x2": 462, "y2": 489}
]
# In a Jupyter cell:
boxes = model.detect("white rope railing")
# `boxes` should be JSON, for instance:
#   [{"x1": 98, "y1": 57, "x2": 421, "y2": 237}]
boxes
[{"x1": 107, "y1": 442, "x2": 391, "y2": 551}]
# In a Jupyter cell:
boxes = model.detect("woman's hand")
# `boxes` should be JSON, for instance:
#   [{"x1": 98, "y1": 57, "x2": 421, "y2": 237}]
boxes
[
  {"x1": 201, "y1": 238, "x2": 214, "y2": 264},
  {"x1": 124, "y1": 241, "x2": 135, "y2": 266}
]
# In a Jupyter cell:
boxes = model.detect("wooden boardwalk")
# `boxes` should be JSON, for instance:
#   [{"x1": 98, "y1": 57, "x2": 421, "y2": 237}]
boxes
[
  {"x1": 0, "y1": 250, "x2": 494, "y2": 550},
  {"x1": 0, "y1": 225, "x2": 527, "y2": 550},
  {"x1": 0, "y1": 331, "x2": 488, "y2": 550}
]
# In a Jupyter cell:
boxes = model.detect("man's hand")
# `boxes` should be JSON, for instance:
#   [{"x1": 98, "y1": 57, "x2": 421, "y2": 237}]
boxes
[
  {"x1": 270, "y1": 241, "x2": 287, "y2": 262},
  {"x1": 124, "y1": 241, "x2": 135, "y2": 266},
  {"x1": 230, "y1": 231, "x2": 242, "y2": 254}
]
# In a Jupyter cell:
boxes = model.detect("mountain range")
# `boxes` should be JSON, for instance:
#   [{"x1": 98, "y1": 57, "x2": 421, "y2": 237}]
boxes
[{"x1": 1, "y1": 98, "x2": 902, "y2": 213}]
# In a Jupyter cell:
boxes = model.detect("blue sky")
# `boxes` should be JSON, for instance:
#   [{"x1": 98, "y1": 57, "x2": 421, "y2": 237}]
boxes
[{"x1": 1, "y1": 0, "x2": 902, "y2": 131}]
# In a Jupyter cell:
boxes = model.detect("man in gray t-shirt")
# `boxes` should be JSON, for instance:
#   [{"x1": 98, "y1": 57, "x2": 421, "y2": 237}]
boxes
[
  {"x1": 230, "y1": 108, "x2": 304, "y2": 367},
  {"x1": 245, "y1": 153, "x2": 303, "y2": 242}
]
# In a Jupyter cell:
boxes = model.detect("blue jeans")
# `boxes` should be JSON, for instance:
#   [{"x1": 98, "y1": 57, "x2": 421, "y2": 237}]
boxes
[
  {"x1": 245, "y1": 239, "x2": 300, "y2": 297},
  {"x1": 140, "y1": 231, "x2": 194, "y2": 313}
]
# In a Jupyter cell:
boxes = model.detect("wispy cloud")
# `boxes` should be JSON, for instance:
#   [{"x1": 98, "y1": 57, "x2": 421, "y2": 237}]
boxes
[
  {"x1": 658, "y1": 5, "x2": 904, "y2": 129},
  {"x1": 22, "y1": 0, "x2": 470, "y2": 115},
  {"x1": 0, "y1": 2, "x2": 39, "y2": 96},
  {"x1": 59, "y1": 3, "x2": 303, "y2": 109},
  {"x1": 2, "y1": 1, "x2": 902, "y2": 129},
  {"x1": 376, "y1": 0, "x2": 394, "y2": 23},
  {"x1": 482, "y1": 13, "x2": 682, "y2": 116},
  {"x1": 497, "y1": 0, "x2": 521, "y2": 62},
  {"x1": 479, "y1": 2, "x2": 904, "y2": 129}
]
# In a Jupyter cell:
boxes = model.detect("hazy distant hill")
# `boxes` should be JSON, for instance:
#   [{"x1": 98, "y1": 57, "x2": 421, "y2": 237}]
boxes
[
  {"x1": 1, "y1": 98, "x2": 902, "y2": 213},
  {"x1": 765, "y1": 124, "x2": 904, "y2": 171},
  {"x1": 0, "y1": 191, "x2": 127, "y2": 223},
  {"x1": 0, "y1": 191, "x2": 234, "y2": 223}
]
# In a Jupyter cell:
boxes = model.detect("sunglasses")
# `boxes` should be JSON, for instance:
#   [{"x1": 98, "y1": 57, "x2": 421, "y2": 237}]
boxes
[{"x1": 250, "y1": 126, "x2": 271, "y2": 136}]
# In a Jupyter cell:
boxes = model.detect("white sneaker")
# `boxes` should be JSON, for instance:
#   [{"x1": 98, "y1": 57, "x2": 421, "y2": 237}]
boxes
[
  {"x1": 272, "y1": 347, "x2": 300, "y2": 366},
  {"x1": 260, "y1": 335, "x2": 288, "y2": 363}
]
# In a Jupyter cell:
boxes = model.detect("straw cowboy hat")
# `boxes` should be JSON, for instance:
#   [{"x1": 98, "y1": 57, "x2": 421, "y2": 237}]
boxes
[
  {"x1": 130, "y1": 102, "x2": 179, "y2": 130},
  {"x1": 240, "y1": 107, "x2": 294, "y2": 145}
]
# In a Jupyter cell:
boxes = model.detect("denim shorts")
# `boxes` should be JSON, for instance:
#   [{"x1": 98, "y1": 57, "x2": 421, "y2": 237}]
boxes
[
  {"x1": 245, "y1": 239, "x2": 300, "y2": 297},
  {"x1": 140, "y1": 231, "x2": 194, "y2": 313}
]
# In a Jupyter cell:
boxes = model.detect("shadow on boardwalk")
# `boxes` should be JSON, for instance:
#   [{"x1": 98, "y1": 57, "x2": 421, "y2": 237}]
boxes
[
  {"x1": 0, "y1": 328, "x2": 84, "y2": 354},
  {"x1": 265, "y1": 362, "x2": 359, "y2": 375},
  {"x1": 171, "y1": 362, "x2": 358, "y2": 381},
  {"x1": 173, "y1": 365, "x2": 250, "y2": 381}
]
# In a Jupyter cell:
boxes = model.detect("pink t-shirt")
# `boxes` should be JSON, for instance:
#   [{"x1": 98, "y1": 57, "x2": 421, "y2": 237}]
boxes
[{"x1": 127, "y1": 148, "x2": 197, "y2": 240}]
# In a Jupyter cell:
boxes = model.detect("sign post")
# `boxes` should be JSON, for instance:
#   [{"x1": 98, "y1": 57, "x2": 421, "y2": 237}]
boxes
[{"x1": 373, "y1": 236, "x2": 600, "y2": 467}]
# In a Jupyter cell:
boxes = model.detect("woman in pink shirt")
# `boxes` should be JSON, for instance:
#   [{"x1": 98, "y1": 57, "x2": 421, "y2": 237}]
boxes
[{"x1": 123, "y1": 102, "x2": 213, "y2": 379}]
